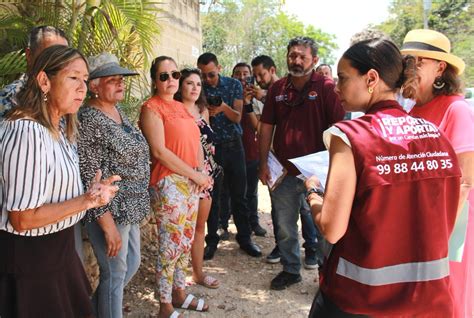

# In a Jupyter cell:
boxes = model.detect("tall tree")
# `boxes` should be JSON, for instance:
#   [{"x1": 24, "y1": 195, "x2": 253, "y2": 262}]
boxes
[
  {"x1": 201, "y1": 0, "x2": 337, "y2": 76},
  {"x1": 377, "y1": 0, "x2": 473, "y2": 86},
  {"x1": 0, "y1": 0, "x2": 162, "y2": 120}
]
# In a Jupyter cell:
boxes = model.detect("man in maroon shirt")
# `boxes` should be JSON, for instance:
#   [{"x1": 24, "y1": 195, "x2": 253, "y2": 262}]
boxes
[{"x1": 259, "y1": 37, "x2": 345, "y2": 290}]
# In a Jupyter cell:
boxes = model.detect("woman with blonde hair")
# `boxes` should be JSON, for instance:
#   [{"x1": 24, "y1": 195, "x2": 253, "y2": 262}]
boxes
[
  {"x1": 140, "y1": 56, "x2": 212, "y2": 318},
  {"x1": 402, "y1": 29, "x2": 474, "y2": 318}
]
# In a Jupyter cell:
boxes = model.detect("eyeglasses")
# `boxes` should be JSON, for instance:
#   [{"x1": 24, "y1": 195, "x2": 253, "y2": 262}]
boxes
[
  {"x1": 283, "y1": 83, "x2": 312, "y2": 108},
  {"x1": 414, "y1": 56, "x2": 438, "y2": 68},
  {"x1": 404, "y1": 55, "x2": 438, "y2": 69},
  {"x1": 201, "y1": 71, "x2": 217, "y2": 80},
  {"x1": 159, "y1": 71, "x2": 181, "y2": 82}
]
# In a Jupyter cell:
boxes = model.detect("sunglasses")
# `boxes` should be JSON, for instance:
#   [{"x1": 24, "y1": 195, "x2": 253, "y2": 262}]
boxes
[
  {"x1": 159, "y1": 71, "x2": 181, "y2": 82},
  {"x1": 201, "y1": 71, "x2": 217, "y2": 79}
]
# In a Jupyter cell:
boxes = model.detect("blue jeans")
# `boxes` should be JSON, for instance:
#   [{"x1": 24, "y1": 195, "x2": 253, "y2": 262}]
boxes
[
  {"x1": 270, "y1": 175, "x2": 322, "y2": 274},
  {"x1": 206, "y1": 138, "x2": 252, "y2": 247},
  {"x1": 86, "y1": 222, "x2": 141, "y2": 318},
  {"x1": 271, "y1": 196, "x2": 322, "y2": 250}
]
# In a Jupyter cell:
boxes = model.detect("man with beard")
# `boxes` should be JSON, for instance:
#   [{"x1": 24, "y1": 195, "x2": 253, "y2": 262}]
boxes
[
  {"x1": 259, "y1": 37, "x2": 345, "y2": 290},
  {"x1": 251, "y1": 55, "x2": 324, "y2": 269},
  {"x1": 249, "y1": 55, "x2": 279, "y2": 103}
]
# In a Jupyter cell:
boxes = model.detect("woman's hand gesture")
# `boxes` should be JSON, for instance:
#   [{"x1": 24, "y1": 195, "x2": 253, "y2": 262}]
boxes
[{"x1": 85, "y1": 170, "x2": 121, "y2": 209}]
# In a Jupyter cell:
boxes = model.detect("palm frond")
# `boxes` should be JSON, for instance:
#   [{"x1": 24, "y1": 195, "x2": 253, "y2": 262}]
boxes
[
  {"x1": 105, "y1": 0, "x2": 162, "y2": 64},
  {"x1": 0, "y1": 50, "x2": 26, "y2": 86}
]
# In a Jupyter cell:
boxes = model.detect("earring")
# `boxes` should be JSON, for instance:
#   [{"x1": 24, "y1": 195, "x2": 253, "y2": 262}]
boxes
[
  {"x1": 94, "y1": 93, "x2": 99, "y2": 98},
  {"x1": 43, "y1": 92, "x2": 48, "y2": 103},
  {"x1": 368, "y1": 87, "x2": 374, "y2": 94},
  {"x1": 433, "y1": 76, "x2": 445, "y2": 89}
]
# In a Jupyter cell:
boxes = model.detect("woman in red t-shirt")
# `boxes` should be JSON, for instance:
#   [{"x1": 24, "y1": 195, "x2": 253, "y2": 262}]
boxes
[{"x1": 402, "y1": 29, "x2": 474, "y2": 318}]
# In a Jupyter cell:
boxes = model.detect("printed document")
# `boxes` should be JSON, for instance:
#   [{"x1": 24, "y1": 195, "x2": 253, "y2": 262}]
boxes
[{"x1": 289, "y1": 151, "x2": 330, "y2": 189}]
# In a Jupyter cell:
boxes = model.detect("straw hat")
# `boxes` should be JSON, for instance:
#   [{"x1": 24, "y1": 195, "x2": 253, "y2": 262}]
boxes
[
  {"x1": 88, "y1": 52, "x2": 138, "y2": 80},
  {"x1": 401, "y1": 29, "x2": 465, "y2": 75}
]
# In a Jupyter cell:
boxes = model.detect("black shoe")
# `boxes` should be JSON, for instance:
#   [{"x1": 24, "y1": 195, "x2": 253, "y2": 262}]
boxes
[
  {"x1": 252, "y1": 224, "x2": 267, "y2": 237},
  {"x1": 304, "y1": 247, "x2": 324, "y2": 269},
  {"x1": 266, "y1": 246, "x2": 281, "y2": 264},
  {"x1": 240, "y1": 242, "x2": 262, "y2": 257},
  {"x1": 304, "y1": 248, "x2": 318, "y2": 270},
  {"x1": 219, "y1": 228, "x2": 230, "y2": 241},
  {"x1": 270, "y1": 271, "x2": 302, "y2": 290},
  {"x1": 203, "y1": 245, "x2": 217, "y2": 260}
]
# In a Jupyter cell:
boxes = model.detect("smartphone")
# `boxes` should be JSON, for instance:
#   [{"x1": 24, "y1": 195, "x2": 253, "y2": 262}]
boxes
[{"x1": 245, "y1": 76, "x2": 255, "y2": 86}]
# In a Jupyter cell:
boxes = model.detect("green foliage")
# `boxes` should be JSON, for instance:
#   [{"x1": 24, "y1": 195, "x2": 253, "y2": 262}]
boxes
[
  {"x1": 0, "y1": 0, "x2": 162, "y2": 121},
  {"x1": 376, "y1": 0, "x2": 474, "y2": 86},
  {"x1": 201, "y1": 0, "x2": 337, "y2": 76}
]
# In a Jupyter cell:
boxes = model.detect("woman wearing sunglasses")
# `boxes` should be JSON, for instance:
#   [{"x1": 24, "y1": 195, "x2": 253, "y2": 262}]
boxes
[
  {"x1": 140, "y1": 56, "x2": 212, "y2": 318},
  {"x1": 401, "y1": 29, "x2": 474, "y2": 318},
  {"x1": 77, "y1": 52, "x2": 150, "y2": 318},
  {"x1": 174, "y1": 68, "x2": 222, "y2": 289}
]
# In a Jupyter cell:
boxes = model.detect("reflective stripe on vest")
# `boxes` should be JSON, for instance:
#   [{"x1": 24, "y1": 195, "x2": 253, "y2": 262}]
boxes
[{"x1": 336, "y1": 257, "x2": 449, "y2": 286}]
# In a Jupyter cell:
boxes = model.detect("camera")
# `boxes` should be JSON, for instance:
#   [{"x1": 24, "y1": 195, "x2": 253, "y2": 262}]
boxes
[{"x1": 207, "y1": 95, "x2": 222, "y2": 107}]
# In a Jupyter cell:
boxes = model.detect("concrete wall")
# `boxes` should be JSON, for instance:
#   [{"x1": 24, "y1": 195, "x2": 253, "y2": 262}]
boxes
[{"x1": 154, "y1": 0, "x2": 202, "y2": 68}]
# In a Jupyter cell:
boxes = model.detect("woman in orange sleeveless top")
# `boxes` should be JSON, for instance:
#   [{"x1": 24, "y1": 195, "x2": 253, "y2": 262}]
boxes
[{"x1": 140, "y1": 56, "x2": 212, "y2": 318}]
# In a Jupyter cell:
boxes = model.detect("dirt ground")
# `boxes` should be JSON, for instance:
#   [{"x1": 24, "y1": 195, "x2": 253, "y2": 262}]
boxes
[{"x1": 123, "y1": 183, "x2": 319, "y2": 317}]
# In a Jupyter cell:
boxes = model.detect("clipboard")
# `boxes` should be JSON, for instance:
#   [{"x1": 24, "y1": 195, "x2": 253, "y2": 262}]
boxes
[{"x1": 267, "y1": 151, "x2": 287, "y2": 191}]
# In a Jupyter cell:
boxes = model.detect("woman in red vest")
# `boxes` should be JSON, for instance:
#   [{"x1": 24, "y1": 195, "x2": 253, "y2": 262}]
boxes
[
  {"x1": 402, "y1": 29, "x2": 474, "y2": 318},
  {"x1": 306, "y1": 38, "x2": 461, "y2": 317}
]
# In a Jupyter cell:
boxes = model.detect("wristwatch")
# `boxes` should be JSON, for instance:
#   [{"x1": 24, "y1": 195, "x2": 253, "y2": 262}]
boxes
[
  {"x1": 306, "y1": 187, "x2": 324, "y2": 203},
  {"x1": 244, "y1": 103, "x2": 254, "y2": 113}
]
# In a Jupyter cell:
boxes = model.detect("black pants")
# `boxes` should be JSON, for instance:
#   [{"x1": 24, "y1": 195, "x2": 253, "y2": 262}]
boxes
[
  {"x1": 220, "y1": 159, "x2": 260, "y2": 229},
  {"x1": 309, "y1": 290, "x2": 369, "y2": 318},
  {"x1": 205, "y1": 138, "x2": 252, "y2": 247}
]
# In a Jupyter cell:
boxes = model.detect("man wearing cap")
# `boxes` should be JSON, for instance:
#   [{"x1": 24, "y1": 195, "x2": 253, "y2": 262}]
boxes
[
  {"x1": 402, "y1": 29, "x2": 474, "y2": 318},
  {"x1": 0, "y1": 26, "x2": 68, "y2": 120},
  {"x1": 259, "y1": 36, "x2": 345, "y2": 290},
  {"x1": 77, "y1": 52, "x2": 150, "y2": 318}
]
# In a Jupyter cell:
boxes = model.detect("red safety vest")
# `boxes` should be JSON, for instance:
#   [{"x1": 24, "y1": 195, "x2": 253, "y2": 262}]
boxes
[{"x1": 321, "y1": 100, "x2": 461, "y2": 317}]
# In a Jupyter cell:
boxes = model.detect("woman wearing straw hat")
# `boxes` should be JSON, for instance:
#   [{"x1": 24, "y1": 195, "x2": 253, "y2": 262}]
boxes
[
  {"x1": 77, "y1": 52, "x2": 150, "y2": 318},
  {"x1": 401, "y1": 29, "x2": 474, "y2": 318}
]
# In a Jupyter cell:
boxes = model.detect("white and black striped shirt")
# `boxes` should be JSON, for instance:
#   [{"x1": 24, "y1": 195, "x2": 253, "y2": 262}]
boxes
[{"x1": 0, "y1": 119, "x2": 86, "y2": 236}]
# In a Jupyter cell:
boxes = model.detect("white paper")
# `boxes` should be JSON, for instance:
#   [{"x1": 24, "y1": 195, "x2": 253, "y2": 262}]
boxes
[
  {"x1": 267, "y1": 151, "x2": 286, "y2": 190},
  {"x1": 289, "y1": 151, "x2": 329, "y2": 190}
]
